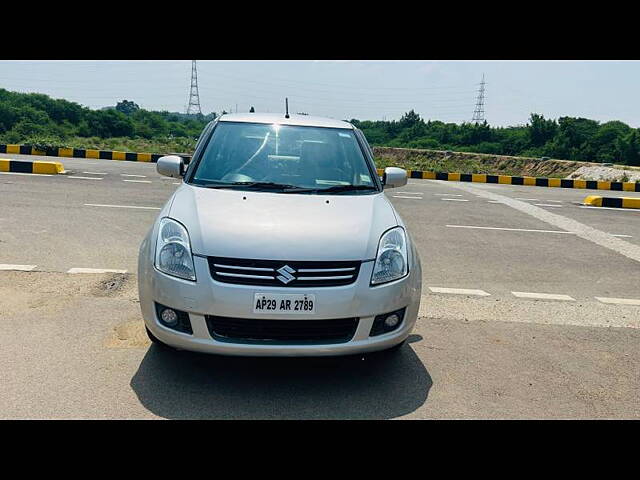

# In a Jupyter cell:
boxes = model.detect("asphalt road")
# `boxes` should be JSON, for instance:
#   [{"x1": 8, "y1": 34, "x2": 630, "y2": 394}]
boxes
[{"x1": 1, "y1": 154, "x2": 639, "y2": 419}]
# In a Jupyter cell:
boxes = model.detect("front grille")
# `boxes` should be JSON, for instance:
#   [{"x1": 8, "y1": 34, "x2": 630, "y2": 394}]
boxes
[
  {"x1": 208, "y1": 257, "x2": 361, "y2": 287},
  {"x1": 205, "y1": 316, "x2": 359, "y2": 345}
]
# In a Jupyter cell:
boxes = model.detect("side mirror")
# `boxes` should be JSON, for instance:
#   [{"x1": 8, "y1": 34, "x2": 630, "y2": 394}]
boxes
[
  {"x1": 157, "y1": 155, "x2": 184, "y2": 178},
  {"x1": 383, "y1": 167, "x2": 408, "y2": 189}
]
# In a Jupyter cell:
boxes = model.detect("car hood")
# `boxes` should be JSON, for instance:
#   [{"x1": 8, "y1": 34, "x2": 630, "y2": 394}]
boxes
[{"x1": 168, "y1": 185, "x2": 399, "y2": 261}]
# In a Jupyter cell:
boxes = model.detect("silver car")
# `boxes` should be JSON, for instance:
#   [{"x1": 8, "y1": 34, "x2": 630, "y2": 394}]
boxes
[{"x1": 138, "y1": 113, "x2": 422, "y2": 356}]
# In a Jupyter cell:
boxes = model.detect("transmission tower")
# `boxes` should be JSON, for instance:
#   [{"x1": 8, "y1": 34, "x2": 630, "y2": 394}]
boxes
[
  {"x1": 186, "y1": 60, "x2": 202, "y2": 115},
  {"x1": 471, "y1": 74, "x2": 486, "y2": 123}
]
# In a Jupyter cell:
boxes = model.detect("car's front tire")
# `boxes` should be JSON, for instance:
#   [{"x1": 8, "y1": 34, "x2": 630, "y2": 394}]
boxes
[
  {"x1": 146, "y1": 326, "x2": 175, "y2": 350},
  {"x1": 366, "y1": 339, "x2": 406, "y2": 359},
  {"x1": 384, "y1": 339, "x2": 406, "y2": 353}
]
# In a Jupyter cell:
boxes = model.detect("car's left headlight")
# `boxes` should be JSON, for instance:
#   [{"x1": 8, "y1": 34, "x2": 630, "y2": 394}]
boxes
[
  {"x1": 371, "y1": 226, "x2": 408, "y2": 285},
  {"x1": 154, "y1": 217, "x2": 196, "y2": 281}
]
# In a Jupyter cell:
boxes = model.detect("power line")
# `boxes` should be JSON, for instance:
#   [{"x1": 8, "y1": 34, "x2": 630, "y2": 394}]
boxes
[
  {"x1": 200, "y1": 67, "x2": 475, "y2": 91},
  {"x1": 201, "y1": 70, "x2": 476, "y2": 96}
]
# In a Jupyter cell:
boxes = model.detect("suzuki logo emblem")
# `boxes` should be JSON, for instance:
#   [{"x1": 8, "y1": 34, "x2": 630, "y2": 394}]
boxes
[{"x1": 276, "y1": 265, "x2": 296, "y2": 284}]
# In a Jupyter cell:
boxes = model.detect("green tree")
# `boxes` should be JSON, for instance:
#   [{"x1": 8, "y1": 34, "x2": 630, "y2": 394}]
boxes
[
  {"x1": 115, "y1": 99, "x2": 140, "y2": 115},
  {"x1": 615, "y1": 130, "x2": 640, "y2": 166},
  {"x1": 527, "y1": 113, "x2": 557, "y2": 147}
]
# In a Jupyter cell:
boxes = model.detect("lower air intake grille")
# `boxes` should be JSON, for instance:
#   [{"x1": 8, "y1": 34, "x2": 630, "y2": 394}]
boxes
[{"x1": 205, "y1": 315, "x2": 359, "y2": 345}]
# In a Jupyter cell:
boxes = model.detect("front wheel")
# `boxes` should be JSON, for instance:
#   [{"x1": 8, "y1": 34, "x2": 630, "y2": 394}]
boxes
[
  {"x1": 384, "y1": 339, "x2": 406, "y2": 353},
  {"x1": 366, "y1": 340, "x2": 406, "y2": 359},
  {"x1": 146, "y1": 326, "x2": 175, "y2": 350}
]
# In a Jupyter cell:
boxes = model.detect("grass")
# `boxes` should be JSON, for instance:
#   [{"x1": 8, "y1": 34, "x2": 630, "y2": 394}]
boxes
[
  {"x1": 60, "y1": 136, "x2": 197, "y2": 154},
  {"x1": 7, "y1": 135, "x2": 635, "y2": 181},
  {"x1": 372, "y1": 150, "x2": 573, "y2": 178},
  {"x1": 374, "y1": 154, "x2": 483, "y2": 174}
]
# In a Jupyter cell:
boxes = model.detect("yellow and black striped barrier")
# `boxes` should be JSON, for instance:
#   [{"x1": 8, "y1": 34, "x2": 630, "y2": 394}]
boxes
[
  {"x1": 376, "y1": 168, "x2": 640, "y2": 192},
  {"x1": 0, "y1": 158, "x2": 65, "y2": 174},
  {"x1": 0, "y1": 144, "x2": 191, "y2": 163},
  {"x1": 583, "y1": 195, "x2": 640, "y2": 209}
]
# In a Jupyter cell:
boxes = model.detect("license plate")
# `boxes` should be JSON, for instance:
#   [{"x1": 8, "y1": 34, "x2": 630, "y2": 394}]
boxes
[{"x1": 253, "y1": 293, "x2": 316, "y2": 314}]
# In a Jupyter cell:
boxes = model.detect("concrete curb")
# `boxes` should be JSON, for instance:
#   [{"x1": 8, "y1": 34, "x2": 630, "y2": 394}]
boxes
[
  {"x1": 0, "y1": 144, "x2": 191, "y2": 163},
  {"x1": 376, "y1": 168, "x2": 640, "y2": 192},
  {"x1": 0, "y1": 158, "x2": 65, "y2": 174},
  {"x1": 583, "y1": 195, "x2": 640, "y2": 209}
]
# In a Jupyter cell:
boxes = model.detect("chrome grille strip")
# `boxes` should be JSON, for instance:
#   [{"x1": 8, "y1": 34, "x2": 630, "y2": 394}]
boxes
[
  {"x1": 213, "y1": 264, "x2": 274, "y2": 272},
  {"x1": 216, "y1": 272, "x2": 276, "y2": 280},
  {"x1": 297, "y1": 275, "x2": 354, "y2": 281},
  {"x1": 297, "y1": 267, "x2": 356, "y2": 273}
]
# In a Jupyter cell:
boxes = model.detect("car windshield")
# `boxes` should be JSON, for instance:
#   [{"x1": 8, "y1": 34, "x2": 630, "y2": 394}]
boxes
[{"x1": 189, "y1": 121, "x2": 378, "y2": 194}]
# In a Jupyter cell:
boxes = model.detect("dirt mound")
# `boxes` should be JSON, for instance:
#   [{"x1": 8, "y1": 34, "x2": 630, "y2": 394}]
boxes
[
  {"x1": 568, "y1": 166, "x2": 640, "y2": 182},
  {"x1": 373, "y1": 147, "x2": 598, "y2": 178}
]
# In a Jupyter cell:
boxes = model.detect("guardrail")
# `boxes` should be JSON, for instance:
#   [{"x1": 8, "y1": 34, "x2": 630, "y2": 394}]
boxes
[
  {"x1": 376, "y1": 168, "x2": 640, "y2": 192},
  {"x1": 0, "y1": 144, "x2": 191, "y2": 163},
  {"x1": 3, "y1": 143, "x2": 638, "y2": 192}
]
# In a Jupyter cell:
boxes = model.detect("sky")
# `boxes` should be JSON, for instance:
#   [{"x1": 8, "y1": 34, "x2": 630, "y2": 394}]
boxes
[{"x1": 1, "y1": 60, "x2": 639, "y2": 127}]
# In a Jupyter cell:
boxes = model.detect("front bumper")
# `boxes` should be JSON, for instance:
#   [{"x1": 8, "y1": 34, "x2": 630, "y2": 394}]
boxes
[{"x1": 138, "y1": 251, "x2": 422, "y2": 357}]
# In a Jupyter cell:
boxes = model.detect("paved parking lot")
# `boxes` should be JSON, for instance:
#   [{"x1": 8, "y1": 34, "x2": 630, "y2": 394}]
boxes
[{"x1": 1, "y1": 154, "x2": 639, "y2": 418}]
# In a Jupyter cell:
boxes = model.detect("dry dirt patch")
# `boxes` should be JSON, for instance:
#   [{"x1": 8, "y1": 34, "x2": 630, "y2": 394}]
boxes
[
  {"x1": 0, "y1": 270, "x2": 140, "y2": 326},
  {"x1": 104, "y1": 318, "x2": 150, "y2": 349}
]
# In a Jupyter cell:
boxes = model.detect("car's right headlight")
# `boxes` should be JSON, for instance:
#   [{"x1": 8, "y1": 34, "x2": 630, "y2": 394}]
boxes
[
  {"x1": 371, "y1": 226, "x2": 408, "y2": 285},
  {"x1": 154, "y1": 217, "x2": 196, "y2": 281}
]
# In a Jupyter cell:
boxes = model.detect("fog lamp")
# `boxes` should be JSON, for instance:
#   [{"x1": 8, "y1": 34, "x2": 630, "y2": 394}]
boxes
[
  {"x1": 369, "y1": 308, "x2": 406, "y2": 337},
  {"x1": 161, "y1": 308, "x2": 179, "y2": 326},
  {"x1": 384, "y1": 314, "x2": 400, "y2": 328}
]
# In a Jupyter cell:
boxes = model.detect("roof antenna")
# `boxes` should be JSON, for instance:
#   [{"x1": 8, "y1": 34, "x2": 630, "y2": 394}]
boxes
[
  {"x1": 285, "y1": 98, "x2": 290, "y2": 119},
  {"x1": 249, "y1": 106, "x2": 255, "y2": 113}
]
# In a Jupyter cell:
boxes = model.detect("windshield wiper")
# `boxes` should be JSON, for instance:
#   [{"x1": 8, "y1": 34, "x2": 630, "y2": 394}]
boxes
[
  {"x1": 283, "y1": 184, "x2": 378, "y2": 194},
  {"x1": 203, "y1": 181, "x2": 303, "y2": 191},
  {"x1": 201, "y1": 182, "x2": 377, "y2": 194}
]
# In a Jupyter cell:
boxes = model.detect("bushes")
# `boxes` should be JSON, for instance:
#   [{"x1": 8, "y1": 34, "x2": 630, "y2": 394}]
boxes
[
  {"x1": 357, "y1": 112, "x2": 640, "y2": 166},
  {"x1": 0, "y1": 87, "x2": 213, "y2": 148},
  {"x1": 2, "y1": 86, "x2": 640, "y2": 166}
]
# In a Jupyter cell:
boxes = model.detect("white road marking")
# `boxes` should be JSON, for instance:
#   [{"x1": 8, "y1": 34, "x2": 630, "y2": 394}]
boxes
[
  {"x1": 441, "y1": 198, "x2": 469, "y2": 202},
  {"x1": 67, "y1": 268, "x2": 127, "y2": 274},
  {"x1": 595, "y1": 297, "x2": 640, "y2": 306},
  {"x1": 82, "y1": 171, "x2": 107, "y2": 175},
  {"x1": 418, "y1": 295, "x2": 640, "y2": 329},
  {"x1": 429, "y1": 287, "x2": 491, "y2": 296},
  {"x1": 579, "y1": 206, "x2": 640, "y2": 213},
  {"x1": 68, "y1": 176, "x2": 103, "y2": 180},
  {"x1": 0, "y1": 172, "x2": 52, "y2": 177},
  {"x1": 445, "y1": 225, "x2": 574, "y2": 235},
  {"x1": 512, "y1": 292, "x2": 575, "y2": 301},
  {"x1": 515, "y1": 198, "x2": 539, "y2": 201},
  {"x1": 396, "y1": 191, "x2": 423, "y2": 195},
  {"x1": 172, "y1": 182, "x2": 181, "y2": 185},
  {"x1": 434, "y1": 193, "x2": 463, "y2": 196},
  {"x1": 84, "y1": 203, "x2": 161, "y2": 210},
  {"x1": 450, "y1": 182, "x2": 640, "y2": 264},
  {"x1": 123, "y1": 179, "x2": 152, "y2": 184},
  {"x1": 0, "y1": 264, "x2": 37, "y2": 271},
  {"x1": 611, "y1": 234, "x2": 633, "y2": 238},
  {"x1": 392, "y1": 195, "x2": 423, "y2": 199},
  {"x1": 121, "y1": 174, "x2": 147, "y2": 178},
  {"x1": 487, "y1": 200, "x2": 504, "y2": 203},
  {"x1": 534, "y1": 203, "x2": 563, "y2": 207}
]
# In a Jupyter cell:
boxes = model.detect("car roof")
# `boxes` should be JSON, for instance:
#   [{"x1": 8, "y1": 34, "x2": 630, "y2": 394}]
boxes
[{"x1": 217, "y1": 112, "x2": 354, "y2": 129}]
